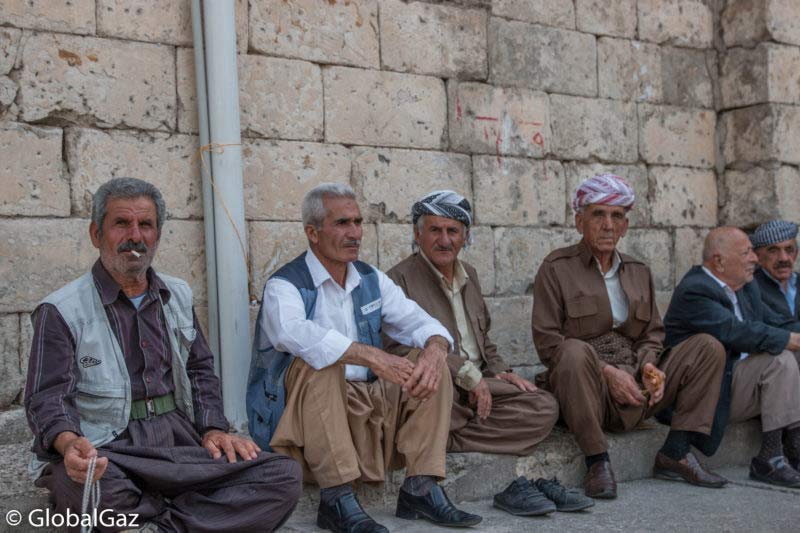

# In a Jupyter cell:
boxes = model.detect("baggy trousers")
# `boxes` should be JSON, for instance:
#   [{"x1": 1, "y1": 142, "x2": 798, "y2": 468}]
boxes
[{"x1": 730, "y1": 350, "x2": 800, "y2": 432}]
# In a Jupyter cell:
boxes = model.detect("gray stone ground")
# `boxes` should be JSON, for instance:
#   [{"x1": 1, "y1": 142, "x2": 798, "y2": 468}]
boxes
[{"x1": 281, "y1": 467, "x2": 800, "y2": 532}]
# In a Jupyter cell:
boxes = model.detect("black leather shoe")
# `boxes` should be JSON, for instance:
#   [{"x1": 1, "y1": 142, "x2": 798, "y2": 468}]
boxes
[
  {"x1": 396, "y1": 485, "x2": 482, "y2": 527},
  {"x1": 317, "y1": 492, "x2": 389, "y2": 532},
  {"x1": 750, "y1": 456, "x2": 800, "y2": 488},
  {"x1": 494, "y1": 476, "x2": 556, "y2": 516}
]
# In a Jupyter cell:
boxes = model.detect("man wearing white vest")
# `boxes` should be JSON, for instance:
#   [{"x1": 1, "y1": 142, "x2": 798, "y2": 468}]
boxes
[
  {"x1": 24, "y1": 178, "x2": 301, "y2": 532},
  {"x1": 248, "y1": 183, "x2": 482, "y2": 532}
]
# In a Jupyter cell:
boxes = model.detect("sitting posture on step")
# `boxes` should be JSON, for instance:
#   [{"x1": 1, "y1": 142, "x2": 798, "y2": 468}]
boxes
[
  {"x1": 532, "y1": 173, "x2": 729, "y2": 500},
  {"x1": 24, "y1": 178, "x2": 302, "y2": 533},
  {"x1": 665, "y1": 226, "x2": 800, "y2": 488},
  {"x1": 384, "y1": 190, "x2": 593, "y2": 517},
  {"x1": 247, "y1": 183, "x2": 482, "y2": 532}
]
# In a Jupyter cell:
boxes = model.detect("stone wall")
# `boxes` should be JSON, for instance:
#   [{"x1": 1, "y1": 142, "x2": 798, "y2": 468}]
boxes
[{"x1": 1, "y1": 0, "x2": 798, "y2": 409}]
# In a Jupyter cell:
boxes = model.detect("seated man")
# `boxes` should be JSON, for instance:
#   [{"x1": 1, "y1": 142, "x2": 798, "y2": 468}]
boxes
[
  {"x1": 247, "y1": 183, "x2": 481, "y2": 532},
  {"x1": 751, "y1": 220, "x2": 799, "y2": 329},
  {"x1": 385, "y1": 190, "x2": 592, "y2": 516},
  {"x1": 532, "y1": 174, "x2": 728, "y2": 499},
  {"x1": 664, "y1": 226, "x2": 800, "y2": 487},
  {"x1": 25, "y1": 178, "x2": 301, "y2": 532}
]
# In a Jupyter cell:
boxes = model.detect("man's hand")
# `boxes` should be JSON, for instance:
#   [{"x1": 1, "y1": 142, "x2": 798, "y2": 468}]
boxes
[
  {"x1": 468, "y1": 379, "x2": 492, "y2": 420},
  {"x1": 370, "y1": 351, "x2": 416, "y2": 386},
  {"x1": 403, "y1": 338, "x2": 448, "y2": 400},
  {"x1": 602, "y1": 365, "x2": 646, "y2": 407},
  {"x1": 641, "y1": 362, "x2": 666, "y2": 407},
  {"x1": 202, "y1": 430, "x2": 261, "y2": 463},
  {"x1": 496, "y1": 372, "x2": 537, "y2": 392},
  {"x1": 54, "y1": 432, "x2": 108, "y2": 484},
  {"x1": 788, "y1": 332, "x2": 800, "y2": 351}
]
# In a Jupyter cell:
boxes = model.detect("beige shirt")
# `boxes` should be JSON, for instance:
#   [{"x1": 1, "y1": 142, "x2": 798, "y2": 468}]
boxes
[
  {"x1": 420, "y1": 250, "x2": 482, "y2": 364},
  {"x1": 596, "y1": 251, "x2": 629, "y2": 327}
]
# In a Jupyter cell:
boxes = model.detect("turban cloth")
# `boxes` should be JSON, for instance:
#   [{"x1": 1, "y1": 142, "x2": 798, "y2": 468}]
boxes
[
  {"x1": 411, "y1": 190, "x2": 472, "y2": 228},
  {"x1": 572, "y1": 173, "x2": 635, "y2": 212},
  {"x1": 750, "y1": 220, "x2": 798, "y2": 249}
]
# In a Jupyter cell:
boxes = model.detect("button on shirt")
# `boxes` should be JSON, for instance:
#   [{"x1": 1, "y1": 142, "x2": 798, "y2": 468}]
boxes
[
  {"x1": 260, "y1": 250, "x2": 453, "y2": 381},
  {"x1": 596, "y1": 251, "x2": 629, "y2": 327},
  {"x1": 702, "y1": 266, "x2": 748, "y2": 360}
]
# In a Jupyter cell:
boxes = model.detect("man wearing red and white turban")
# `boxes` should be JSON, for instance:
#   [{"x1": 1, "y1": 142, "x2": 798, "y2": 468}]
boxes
[{"x1": 532, "y1": 174, "x2": 728, "y2": 499}]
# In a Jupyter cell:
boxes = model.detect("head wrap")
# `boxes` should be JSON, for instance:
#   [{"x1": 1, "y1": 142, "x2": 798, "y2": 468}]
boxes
[
  {"x1": 750, "y1": 220, "x2": 798, "y2": 249},
  {"x1": 411, "y1": 190, "x2": 472, "y2": 228},
  {"x1": 572, "y1": 173, "x2": 635, "y2": 212}
]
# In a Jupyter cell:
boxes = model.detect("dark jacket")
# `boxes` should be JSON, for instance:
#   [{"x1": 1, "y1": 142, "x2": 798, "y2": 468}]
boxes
[
  {"x1": 662, "y1": 265, "x2": 800, "y2": 455},
  {"x1": 753, "y1": 267, "x2": 800, "y2": 323}
]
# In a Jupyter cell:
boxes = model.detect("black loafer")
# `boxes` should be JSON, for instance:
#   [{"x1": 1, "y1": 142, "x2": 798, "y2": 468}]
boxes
[
  {"x1": 750, "y1": 456, "x2": 800, "y2": 488},
  {"x1": 494, "y1": 476, "x2": 556, "y2": 516},
  {"x1": 396, "y1": 485, "x2": 482, "y2": 527},
  {"x1": 317, "y1": 491, "x2": 389, "y2": 532}
]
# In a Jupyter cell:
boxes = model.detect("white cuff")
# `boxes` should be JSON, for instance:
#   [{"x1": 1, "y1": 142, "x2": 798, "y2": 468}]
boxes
[{"x1": 455, "y1": 360, "x2": 483, "y2": 391}]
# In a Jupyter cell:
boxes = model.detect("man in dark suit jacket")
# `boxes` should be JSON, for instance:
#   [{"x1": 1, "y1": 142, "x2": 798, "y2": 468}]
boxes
[
  {"x1": 751, "y1": 220, "x2": 800, "y2": 331},
  {"x1": 664, "y1": 226, "x2": 800, "y2": 488}
]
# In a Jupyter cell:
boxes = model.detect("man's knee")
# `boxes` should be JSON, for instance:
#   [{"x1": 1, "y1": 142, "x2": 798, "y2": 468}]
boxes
[
  {"x1": 774, "y1": 350, "x2": 800, "y2": 374},
  {"x1": 552, "y1": 339, "x2": 597, "y2": 374},
  {"x1": 685, "y1": 333, "x2": 726, "y2": 368}
]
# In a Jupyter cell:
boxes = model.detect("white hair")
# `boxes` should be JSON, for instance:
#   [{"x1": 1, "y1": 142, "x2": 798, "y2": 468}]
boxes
[{"x1": 301, "y1": 183, "x2": 356, "y2": 227}]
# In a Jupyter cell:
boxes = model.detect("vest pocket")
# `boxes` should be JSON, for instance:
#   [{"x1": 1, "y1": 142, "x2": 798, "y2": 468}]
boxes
[{"x1": 75, "y1": 386, "x2": 125, "y2": 426}]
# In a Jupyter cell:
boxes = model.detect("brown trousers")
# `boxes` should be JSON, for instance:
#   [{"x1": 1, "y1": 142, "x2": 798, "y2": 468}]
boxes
[
  {"x1": 448, "y1": 378, "x2": 559, "y2": 455},
  {"x1": 270, "y1": 351, "x2": 452, "y2": 489},
  {"x1": 547, "y1": 333, "x2": 726, "y2": 456},
  {"x1": 730, "y1": 350, "x2": 800, "y2": 432}
]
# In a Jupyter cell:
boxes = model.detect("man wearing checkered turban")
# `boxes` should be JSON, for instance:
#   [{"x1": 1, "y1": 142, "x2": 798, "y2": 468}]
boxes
[
  {"x1": 532, "y1": 174, "x2": 728, "y2": 499},
  {"x1": 752, "y1": 220, "x2": 800, "y2": 324}
]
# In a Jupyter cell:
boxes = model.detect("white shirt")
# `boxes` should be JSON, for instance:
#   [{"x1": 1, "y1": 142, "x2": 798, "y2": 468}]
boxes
[
  {"x1": 702, "y1": 266, "x2": 748, "y2": 360},
  {"x1": 596, "y1": 252, "x2": 629, "y2": 327},
  {"x1": 259, "y1": 249, "x2": 454, "y2": 381}
]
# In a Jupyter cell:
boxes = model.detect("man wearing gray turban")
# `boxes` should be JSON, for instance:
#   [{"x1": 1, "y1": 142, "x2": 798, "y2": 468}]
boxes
[{"x1": 752, "y1": 220, "x2": 800, "y2": 325}]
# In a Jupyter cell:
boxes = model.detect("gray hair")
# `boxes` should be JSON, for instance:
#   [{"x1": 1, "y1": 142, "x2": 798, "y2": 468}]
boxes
[
  {"x1": 301, "y1": 183, "x2": 356, "y2": 228},
  {"x1": 92, "y1": 177, "x2": 166, "y2": 236}
]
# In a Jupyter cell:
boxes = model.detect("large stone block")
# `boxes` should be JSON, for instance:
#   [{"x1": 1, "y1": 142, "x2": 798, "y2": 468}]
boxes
[
  {"x1": 0, "y1": 123, "x2": 67, "y2": 217},
  {"x1": 249, "y1": 0, "x2": 379, "y2": 69},
  {"x1": 575, "y1": 0, "x2": 636, "y2": 38},
  {"x1": 720, "y1": 166, "x2": 800, "y2": 227},
  {"x1": 618, "y1": 229, "x2": 673, "y2": 291},
  {"x1": 650, "y1": 166, "x2": 717, "y2": 227},
  {"x1": 722, "y1": 104, "x2": 800, "y2": 166},
  {"x1": 152, "y1": 220, "x2": 208, "y2": 305},
  {"x1": 249, "y1": 222, "x2": 377, "y2": 296},
  {"x1": 19, "y1": 314, "x2": 31, "y2": 380},
  {"x1": 18, "y1": 32, "x2": 176, "y2": 131},
  {"x1": 177, "y1": 48, "x2": 324, "y2": 140},
  {"x1": 721, "y1": 44, "x2": 800, "y2": 108},
  {"x1": 491, "y1": 0, "x2": 575, "y2": 29},
  {"x1": 638, "y1": 104, "x2": 715, "y2": 168},
  {"x1": 485, "y1": 296, "x2": 536, "y2": 366},
  {"x1": 550, "y1": 95, "x2": 638, "y2": 163},
  {"x1": 0, "y1": 314, "x2": 22, "y2": 408},
  {"x1": 66, "y1": 127, "x2": 201, "y2": 219},
  {"x1": 0, "y1": 0, "x2": 94, "y2": 35},
  {"x1": 380, "y1": 0, "x2": 487, "y2": 79},
  {"x1": 0, "y1": 28, "x2": 21, "y2": 75},
  {"x1": 564, "y1": 163, "x2": 650, "y2": 227},
  {"x1": 352, "y1": 147, "x2": 471, "y2": 222},
  {"x1": 97, "y1": 0, "x2": 248, "y2": 50},
  {"x1": 661, "y1": 47, "x2": 715, "y2": 109},
  {"x1": 598, "y1": 37, "x2": 662, "y2": 103},
  {"x1": 473, "y1": 156, "x2": 565, "y2": 226},
  {"x1": 447, "y1": 82, "x2": 550, "y2": 158},
  {"x1": 674, "y1": 227, "x2": 708, "y2": 284},
  {"x1": 723, "y1": 0, "x2": 800, "y2": 47},
  {"x1": 637, "y1": 0, "x2": 713, "y2": 48},
  {"x1": 0, "y1": 75, "x2": 16, "y2": 109},
  {"x1": 0, "y1": 406, "x2": 31, "y2": 444},
  {"x1": 488, "y1": 18, "x2": 597, "y2": 97},
  {"x1": 323, "y1": 67, "x2": 446, "y2": 149},
  {"x1": 494, "y1": 227, "x2": 576, "y2": 295},
  {"x1": 243, "y1": 139, "x2": 350, "y2": 221}
]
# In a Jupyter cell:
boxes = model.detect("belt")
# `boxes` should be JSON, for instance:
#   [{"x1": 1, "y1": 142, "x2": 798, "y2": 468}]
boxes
[{"x1": 129, "y1": 393, "x2": 176, "y2": 420}]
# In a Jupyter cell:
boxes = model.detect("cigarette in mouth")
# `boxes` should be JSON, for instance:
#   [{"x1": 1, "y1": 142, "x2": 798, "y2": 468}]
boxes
[{"x1": 131, "y1": 250, "x2": 141, "y2": 258}]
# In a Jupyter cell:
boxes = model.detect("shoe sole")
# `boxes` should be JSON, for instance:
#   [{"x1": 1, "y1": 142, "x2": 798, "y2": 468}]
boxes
[
  {"x1": 492, "y1": 499, "x2": 556, "y2": 517},
  {"x1": 396, "y1": 505, "x2": 483, "y2": 527},
  {"x1": 653, "y1": 467, "x2": 727, "y2": 488},
  {"x1": 749, "y1": 470, "x2": 800, "y2": 488}
]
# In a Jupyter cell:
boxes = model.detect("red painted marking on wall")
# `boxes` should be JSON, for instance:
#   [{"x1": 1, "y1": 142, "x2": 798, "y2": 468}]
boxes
[
  {"x1": 532, "y1": 132, "x2": 545, "y2": 151},
  {"x1": 474, "y1": 116, "x2": 499, "y2": 122},
  {"x1": 495, "y1": 128, "x2": 502, "y2": 169},
  {"x1": 519, "y1": 120, "x2": 544, "y2": 126},
  {"x1": 456, "y1": 96, "x2": 462, "y2": 123},
  {"x1": 483, "y1": 126, "x2": 489, "y2": 141}
]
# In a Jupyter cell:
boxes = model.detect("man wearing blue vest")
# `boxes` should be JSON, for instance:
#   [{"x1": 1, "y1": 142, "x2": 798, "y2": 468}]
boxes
[
  {"x1": 25, "y1": 178, "x2": 301, "y2": 532},
  {"x1": 248, "y1": 183, "x2": 482, "y2": 532}
]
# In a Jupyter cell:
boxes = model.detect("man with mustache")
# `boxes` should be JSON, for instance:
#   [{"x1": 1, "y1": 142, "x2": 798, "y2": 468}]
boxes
[
  {"x1": 384, "y1": 190, "x2": 593, "y2": 516},
  {"x1": 751, "y1": 220, "x2": 800, "y2": 339},
  {"x1": 24, "y1": 177, "x2": 302, "y2": 532},
  {"x1": 664, "y1": 226, "x2": 800, "y2": 487},
  {"x1": 532, "y1": 174, "x2": 728, "y2": 499},
  {"x1": 248, "y1": 183, "x2": 481, "y2": 532}
]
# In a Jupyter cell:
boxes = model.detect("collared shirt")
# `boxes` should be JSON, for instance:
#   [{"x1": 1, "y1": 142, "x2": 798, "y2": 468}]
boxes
[
  {"x1": 763, "y1": 270, "x2": 798, "y2": 315},
  {"x1": 260, "y1": 249, "x2": 453, "y2": 381},
  {"x1": 418, "y1": 250, "x2": 482, "y2": 364},
  {"x1": 595, "y1": 251, "x2": 629, "y2": 327},
  {"x1": 702, "y1": 266, "x2": 748, "y2": 360},
  {"x1": 24, "y1": 260, "x2": 228, "y2": 458}
]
